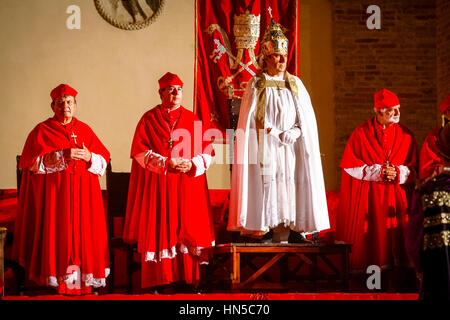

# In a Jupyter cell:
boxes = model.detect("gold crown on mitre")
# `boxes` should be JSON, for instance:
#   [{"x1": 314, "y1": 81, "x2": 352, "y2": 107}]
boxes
[{"x1": 261, "y1": 8, "x2": 288, "y2": 56}]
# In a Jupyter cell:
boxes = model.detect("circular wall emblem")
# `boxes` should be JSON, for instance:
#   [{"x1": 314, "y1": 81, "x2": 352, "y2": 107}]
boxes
[{"x1": 94, "y1": 0, "x2": 165, "y2": 31}]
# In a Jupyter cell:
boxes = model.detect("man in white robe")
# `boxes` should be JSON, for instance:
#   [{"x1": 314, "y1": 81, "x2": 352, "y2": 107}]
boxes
[{"x1": 227, "y1": 17, "x2": 330, "y2": 243}]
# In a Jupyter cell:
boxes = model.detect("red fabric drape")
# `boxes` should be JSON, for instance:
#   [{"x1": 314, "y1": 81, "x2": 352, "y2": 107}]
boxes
[{"x1": 194, "y1": 0, "x2": 300, "y2": 140}]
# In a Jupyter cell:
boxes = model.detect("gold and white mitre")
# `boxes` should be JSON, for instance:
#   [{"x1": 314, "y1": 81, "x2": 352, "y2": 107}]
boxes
[{"x1": 261, "y1": 17, "x2": 288, "y2": 56}]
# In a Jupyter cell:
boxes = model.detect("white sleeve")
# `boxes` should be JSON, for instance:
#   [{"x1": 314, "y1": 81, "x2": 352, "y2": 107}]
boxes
[
  {"x1": 267, "y1": 126, "x2": 282, "y2": 140},
  {"x1": 134, "y1": 150, "x2": 167, "y2": 174},
  {"x1": 87, "y1": 152, "x2": 107, "y2": 176},
  {"x1": 397, "y1": 165, "x2": 411, "y2": 185},
  {"x1": 190, "y1": 154, "x2": 213, "y2": 177},
  {"x1": 288, "y1": 125, "x2": 302, "y2": 138},
  {"x1": 31, "y1": 150, "x2": 68, "y2": 174},
  {"x1": 268, "y1": 125, "x2": 301, "y2": 143},
  {"x1": 344, "y1": 164, "x2": 383, "y2": 181}
]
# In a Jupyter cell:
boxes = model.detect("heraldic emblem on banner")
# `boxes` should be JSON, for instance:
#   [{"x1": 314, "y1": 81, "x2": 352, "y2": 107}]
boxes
[
  {"x1": 206, "y1": 10, "x2": 261, "y2": 100},
  {"x1": 195, "y1": 0, "x2": 299, "y2": 138}
]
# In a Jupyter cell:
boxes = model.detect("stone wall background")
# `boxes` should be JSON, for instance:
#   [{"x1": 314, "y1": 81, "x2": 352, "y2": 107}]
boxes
[{"x1": 331, "y1": 0, "x2": 441, "y2": 181}]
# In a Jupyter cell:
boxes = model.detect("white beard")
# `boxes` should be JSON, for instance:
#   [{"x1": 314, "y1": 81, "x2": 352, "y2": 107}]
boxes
[
  {"x1": 390, "y1": 115, "x2": 400, "y2": 123},
  {"x1": 383, "y1": 114, "x2": 400, "y2": 124}
]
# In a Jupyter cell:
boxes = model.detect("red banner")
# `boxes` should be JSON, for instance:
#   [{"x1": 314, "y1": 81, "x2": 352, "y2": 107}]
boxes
[{"x1": 194, "y1": 0, "x2": 300, "y2": 141}]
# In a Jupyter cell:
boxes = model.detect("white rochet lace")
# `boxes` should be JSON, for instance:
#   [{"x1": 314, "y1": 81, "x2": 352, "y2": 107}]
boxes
[
  {"x1": 47, "y1": 268, "x2": 110, "y2": 288},
  {"x1": 144, "y1": 241, "x2": 216, "y2": 264}
]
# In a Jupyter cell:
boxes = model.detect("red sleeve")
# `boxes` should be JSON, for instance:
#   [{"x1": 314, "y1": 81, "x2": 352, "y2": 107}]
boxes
[
  {"x1": 81, "y1": 123, "x2": 110, "y2": 164},
  {"x1": 196, "y1": 114, "x2": 215, "y2": 158},
  {"x1": 130, "y1": 113, "x2": 155, "y2": 158},
  {"x1": 419, "y1": 128, "x2": 443, "y2": 180},
  {"x1": 340, "y1": 127, "x2": 368, "y2": 169},
  {"x1": 19, "y1": 121, "x2": 71, "y2": 169}
]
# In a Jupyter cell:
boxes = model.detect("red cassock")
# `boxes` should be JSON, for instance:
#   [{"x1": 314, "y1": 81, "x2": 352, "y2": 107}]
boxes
[
  {"x1": 335, "y1": 118, "x2": 417, "y2": 271},
  {"x1": 12, "y1": 116, "x2": 110, "y2": 294},
  {"x1": 123, "y1": 105, "x2": 215, "y2": 288},
  {"x1": 419, "y1": 127, "x2": 443, "y2": 181}
]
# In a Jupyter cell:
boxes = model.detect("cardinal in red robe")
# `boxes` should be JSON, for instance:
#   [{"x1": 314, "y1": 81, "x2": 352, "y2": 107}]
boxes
[
  {"x1": 12, "y1": 84, "x2": 110, "y2": 295},
  {"x1": 335, "y1": 89, "x2": 418, "y2": 280},
  {"x1": 123, "y1": 73, "x2": 215, "y2": 292}
]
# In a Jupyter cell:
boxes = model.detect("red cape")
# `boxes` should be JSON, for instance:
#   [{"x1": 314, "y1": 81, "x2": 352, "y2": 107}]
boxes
[
  {"x1": 419, "y1": 126, "x2": 443, "y2": 180},
  {"x1": 12, "y1": 117, "x2": 110, "y2": 293},
  {"x1": 123, "y1": 106, "x2": 215, "y2": 288},
  {"x1": 335, "y1": 119, "x2": 417, "y2": 271},
  {"x1": 19, "y1": 117, "x2": 110, "y2": 169}
]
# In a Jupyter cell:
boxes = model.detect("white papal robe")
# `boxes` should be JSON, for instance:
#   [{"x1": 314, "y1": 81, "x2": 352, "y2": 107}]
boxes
[{"x1": 228, "y1": 72, "x2": 330, "y2": 235}]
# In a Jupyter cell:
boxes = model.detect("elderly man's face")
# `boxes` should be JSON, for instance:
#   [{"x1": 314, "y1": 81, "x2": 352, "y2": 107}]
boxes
[
  {"x1": 160, "y1": 85, "x2": 183, "y2": 109},
  {"x1": 377, "y1": 106, "x2": 400, "y2": 127},
  {"x1": 51, "y1": 95, "x2": 77, "y2": 122},
  {"x1": 265, "y1": 53, "x2": 287, "y2": 77}
]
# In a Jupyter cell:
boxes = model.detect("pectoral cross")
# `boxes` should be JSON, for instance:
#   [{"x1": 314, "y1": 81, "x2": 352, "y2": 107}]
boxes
[
  {"x1": 71, "y1": 132, "x2": 78, "y2": 145},
  {"x1": 384, "y1": 150, "x2": 392, "y2": 167},
  {"x1": 276, "y1": 86, "x2": 282, "y2": 96},
  {"x1": 168, "y1": 132, "x2": 173, "y2": 150}
]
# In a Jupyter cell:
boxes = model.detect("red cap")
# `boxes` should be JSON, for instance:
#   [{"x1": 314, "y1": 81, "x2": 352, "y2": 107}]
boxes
[
  {"x1": 158, "y1": 72, "x2": 183, "y2": 90},
  {"x1": 374, "y1": 89, "x2": 400, "y2": 109},
  {"x1": 50, "y1": 84, "x2": 78, "y2": 101},
  {"x1": 439, "y1": 95, "x2": 450, "y2": 113}
]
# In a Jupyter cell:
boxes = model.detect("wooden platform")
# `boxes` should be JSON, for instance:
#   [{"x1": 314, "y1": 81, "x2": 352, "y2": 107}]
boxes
[{"x1": 207, "y1": 242, "x2": 352, "y2": 292}]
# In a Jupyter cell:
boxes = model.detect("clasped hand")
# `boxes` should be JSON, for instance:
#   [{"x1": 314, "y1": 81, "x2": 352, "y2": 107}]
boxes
[
  {"x1": 168, "y1": 158, "x2": 192, "y2": 173},
  {"x1": 279, "y1": 128, "x2": 301, "y2": 145},
  {"x1": 63, "y1": 143, "x2": 92, "y2": 162},
  {"x1": 382, "y1": 164, "x2": 397, "y2": 182}
]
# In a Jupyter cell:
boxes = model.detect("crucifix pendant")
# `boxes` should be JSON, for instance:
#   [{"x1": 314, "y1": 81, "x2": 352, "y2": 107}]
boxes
[
  {"x1": 71, "y1": 132, "x2": 78, "y2": 145},
  {"x1": 276, "y1": 86, "x2": 282, "y2": 97}
]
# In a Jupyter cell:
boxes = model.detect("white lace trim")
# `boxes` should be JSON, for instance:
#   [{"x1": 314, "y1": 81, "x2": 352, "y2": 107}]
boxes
[
  {"x1": 397, "y1": 165, "x2": 411, "y2": 184},
  {"x1": 134, "y1": 150, "x2": 167, "y2": 174},
  {"x1": 344, "y1": 164, "x2": 383, "y2": 181},
  {"x1": 87, "y1": 152, "x2": 107, "y2": 176},
  {"x1": 345, "y1": 164, "x2": 412, "y2": 184},
  {"x1": 47, "y1": 267, "x2": 110, "y2": 288},
  {"x1": 144, "y1": 241, "x2": 215, "y2": 263},
  {"x1": 191, "y1": 154, "x2": 213, "y2": 177},
  {"x1": 32, "y1": 150, "x2": 68, "y2": 174}
]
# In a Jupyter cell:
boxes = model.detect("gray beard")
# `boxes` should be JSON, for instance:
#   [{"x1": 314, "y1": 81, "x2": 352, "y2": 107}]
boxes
[
  {"x1": 384, "y1": 115, "x2": 400, "y2": 124},
  {"x1": 391, "y1": 115, "x2": 400, "y2": 123}
]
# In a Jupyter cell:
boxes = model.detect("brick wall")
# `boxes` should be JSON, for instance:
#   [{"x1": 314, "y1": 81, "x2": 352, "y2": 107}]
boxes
[
  {"x1": 331, "y1": 0, "x2": 437, "y2": 176},
  {"x1": 437, "y1": 0, "x2": 450, "y2": 104}
]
